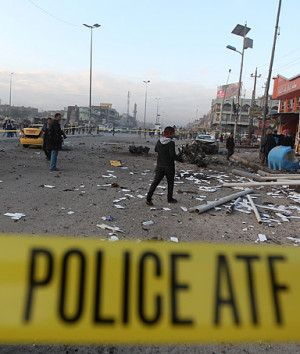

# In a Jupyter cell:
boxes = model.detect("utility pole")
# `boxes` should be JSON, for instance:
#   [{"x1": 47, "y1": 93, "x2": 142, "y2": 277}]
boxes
[
  {"x1": 249, "y1": 68, "x2": 261, "y2": 135},
  {"x1": 261, "y1": 0, "x2": 282, "y2": 144}
]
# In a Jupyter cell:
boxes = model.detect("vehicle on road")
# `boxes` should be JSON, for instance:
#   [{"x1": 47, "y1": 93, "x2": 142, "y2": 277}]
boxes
[{"x1": 20, "y1": 124, "x2": 43, "y2": 148}]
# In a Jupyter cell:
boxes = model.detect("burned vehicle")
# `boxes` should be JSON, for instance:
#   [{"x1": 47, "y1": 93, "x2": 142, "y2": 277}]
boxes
[{"x1": 195, "y1": 133, "x2": 219, "y2": 154}]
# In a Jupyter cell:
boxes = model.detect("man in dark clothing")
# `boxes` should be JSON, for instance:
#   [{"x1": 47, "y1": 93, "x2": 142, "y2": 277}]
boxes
[
  {"x1": 260, "y1": 129, "x2": 276, "y2": 165},
  {"x1": 48, "y1": 113, "x2": 66, "y2": 171},
  {"x1": 226, "y1": 132, "x2": 235, "y2": 160},
  {"x1": 146, "y1": 126, "x2": 182, "y2": 206},
  {"x1": 42, "y1": 117, "x2": 52, "y2": 160}
]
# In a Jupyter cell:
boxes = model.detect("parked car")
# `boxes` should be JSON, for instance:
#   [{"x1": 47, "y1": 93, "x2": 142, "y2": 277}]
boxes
[
  {"x1": 20, "y1": 124, "x2": 43, "y2": 148},
  {"x1": 195, "y1": 133, "x2": 219, "y2": 154}
]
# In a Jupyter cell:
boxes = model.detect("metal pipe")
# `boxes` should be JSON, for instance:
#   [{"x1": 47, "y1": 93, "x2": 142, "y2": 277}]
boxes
[
  {"x1": 247, "y1": 194, "x2": 263, "y2": 224},
  {"x1": 189, "y1": 188, "x2": 253, "y2": 214}
]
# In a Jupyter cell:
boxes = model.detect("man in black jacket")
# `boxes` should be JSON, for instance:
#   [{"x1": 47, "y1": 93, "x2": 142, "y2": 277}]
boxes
[
  {"x1": 42, "y1": 117, "x2": 52, "y2": 160},
  {"x1": 48, "y1": 113, "x2": 66, "y2": 171},
  {"x1": 260, "y1": 129, "x2": 276, "y2": 165},
  {"x1": 146, "y1": 126, "x2": 182, "y2": 206},
  {"x1": 226, "y1": 132, "x2": 235, "y2": 160}
]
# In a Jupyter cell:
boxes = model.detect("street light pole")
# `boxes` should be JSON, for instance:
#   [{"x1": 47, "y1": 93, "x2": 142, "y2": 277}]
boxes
[
  {"x1": 143, "y1": 80, "x2": 150, "y2": 137},
  {"x1": 155, "y1": 97, "x2": 161, "y2": 124},
  {"x1": 227, "y1": 23, "x2": 253, "y2": 140},
  {"x1": 9, "y1": 72, "x2": 14, "y2": 118},
  {"x1": 83, "y1": 23, "x2": 101, "y2": 128}
]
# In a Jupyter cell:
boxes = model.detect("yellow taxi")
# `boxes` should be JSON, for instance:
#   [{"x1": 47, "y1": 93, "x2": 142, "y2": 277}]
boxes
[{"x1": 20, "y1": 124, "x2": 44, "y2": 148}]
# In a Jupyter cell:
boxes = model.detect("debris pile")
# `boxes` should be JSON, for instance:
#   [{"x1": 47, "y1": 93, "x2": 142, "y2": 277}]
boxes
[
  {"x1": 129, "y1": 144, "x2": 150, "y2": 154},
  {"x1": 178, "y1": 142, "x2": 207, "y2": 167}
]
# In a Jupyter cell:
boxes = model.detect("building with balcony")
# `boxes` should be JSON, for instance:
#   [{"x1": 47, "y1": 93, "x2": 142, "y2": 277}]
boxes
[{"x1": 210, "y1": 96, "x2": 279, "y2": 135}]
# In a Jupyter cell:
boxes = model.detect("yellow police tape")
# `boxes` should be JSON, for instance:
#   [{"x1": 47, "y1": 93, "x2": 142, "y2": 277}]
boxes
[{"x1": 0, "y1": 234, "x2": 299, "y2": 344}]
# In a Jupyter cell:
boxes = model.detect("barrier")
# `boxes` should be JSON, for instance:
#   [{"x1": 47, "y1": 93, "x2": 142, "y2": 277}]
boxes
[{"x1": 0, "y1": 234, "x2": 299, "y2": 344}]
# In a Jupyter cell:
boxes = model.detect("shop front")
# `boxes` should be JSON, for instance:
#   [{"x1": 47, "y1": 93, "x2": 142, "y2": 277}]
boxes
[{"x1": 272, "y1": 74, "x2": 300, "y2": 150}]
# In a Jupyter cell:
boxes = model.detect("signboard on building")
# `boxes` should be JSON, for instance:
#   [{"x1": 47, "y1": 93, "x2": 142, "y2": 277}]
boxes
[
  {"x1": 273, "y1": 75, "x2": 300, "y2": 100},
  {"x1": 100, "y1": 103, "x2": 112, "y2": 108},
  {"x1": 217, "y1": 83, "x2": 240, "y2": 98}
]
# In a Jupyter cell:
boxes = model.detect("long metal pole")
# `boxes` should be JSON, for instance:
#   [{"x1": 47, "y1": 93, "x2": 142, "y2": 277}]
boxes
[
  {"x1": 9, "y1": 73, "x2": 13, "y2": 118},
  {"x1": 155, "y1": 98, "x2": 160, "y2": 124},
  {"x1": 261, "y1": 0, "x2": 282, "y2": 144},
  {"x1": 89, "y1": 27, "x2": 93, "y2": 127},
  {"x1": 143, "y1": 81, "x2": 149, "y2": 137},
  {"x1": 234, "y1": 28, "x2": 246, "y2": 140}
]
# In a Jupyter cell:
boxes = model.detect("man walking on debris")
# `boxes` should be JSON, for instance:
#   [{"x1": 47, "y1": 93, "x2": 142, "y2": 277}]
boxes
[
  {"x1": 146, "y1": 126, "x2": 182, "y2": 206},
  {"x1": 48, "y1": 113, "x2": 66, "y2": 172},
  {"x1": 226, "y1": 132, "x2": 235, "y2": 160}
]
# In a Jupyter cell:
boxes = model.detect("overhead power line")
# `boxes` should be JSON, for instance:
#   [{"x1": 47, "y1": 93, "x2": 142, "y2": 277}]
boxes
[{"x1": 27, "y1": 0, "x2": 79, "y2": 27}]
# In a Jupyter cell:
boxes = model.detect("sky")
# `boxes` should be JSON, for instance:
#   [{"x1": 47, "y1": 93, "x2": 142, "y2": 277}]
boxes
[{"x1": 0, "y1": 0, "x2": 299, "y2": 126}]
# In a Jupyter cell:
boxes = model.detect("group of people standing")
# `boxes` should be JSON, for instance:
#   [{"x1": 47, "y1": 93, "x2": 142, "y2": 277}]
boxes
[
  {"x1": 2, "y1": 119, "x2": 17, "y2": 137},
  {"x1": 42, "y1": 113, "x2": 66, "y2": 171},
  {"x1": 260, "y1": 129, "x2": 295, "y2": 165}
]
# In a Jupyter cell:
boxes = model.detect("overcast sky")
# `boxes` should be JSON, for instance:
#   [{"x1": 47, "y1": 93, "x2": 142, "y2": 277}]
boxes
[{"x1": 0, "y1": 0, "x2": 299, "y2": 126}]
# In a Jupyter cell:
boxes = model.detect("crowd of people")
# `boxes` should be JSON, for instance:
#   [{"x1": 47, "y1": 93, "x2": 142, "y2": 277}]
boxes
[
  {"x1": 260, "y1": 129, "x2": 295, "y2": 165},
  {"x1": 1, "y1": 119, "x2": 17, "y2": 137}
]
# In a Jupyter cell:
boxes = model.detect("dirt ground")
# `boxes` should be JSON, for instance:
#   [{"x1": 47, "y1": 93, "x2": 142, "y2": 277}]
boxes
[{"x1": 1, "y1": 133, "x2": 300, "y2": 353}]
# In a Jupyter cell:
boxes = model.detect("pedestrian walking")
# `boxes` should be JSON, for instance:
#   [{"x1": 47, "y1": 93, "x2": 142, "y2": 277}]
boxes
[
  {"x1": 42, "y1": 117, "x2": 52, "y2": 160},
  {"x1": 48, "y1": 113, "x2": 66, "y2": 171},
  {"x1": 226, "y1": 132, "x2": 235, "y2": 160},
  {"x1": 146, "y1": 126, "x2": 183, "y2": 206}
]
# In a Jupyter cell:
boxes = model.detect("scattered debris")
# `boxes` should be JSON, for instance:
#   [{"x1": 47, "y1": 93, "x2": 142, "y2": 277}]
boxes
[
  {"x1": 114, "y1": 205, "x2": 124, "y2": 209},
  {"x1": 4, "y1": 212, "x2": 26, "y2": 220},
  {"x1": 97, "y1": 224, "x2": 124, "y2": 233},
  {"x1": 143, "y1": 220, "x2": 154, "y2": 226},
  {"x1": 223, "y1": 180, "x2": 300, "y2": 187},
  {"x1": 111, "y1": 182, "x2": 119, "y2": 188},
  {"x1": 189, "y1": 188, "x2": 253, "y2": 214},
  {"x1": 226, "y1": 197, "x2": 242, "y2": 215},
  {"x1": 110, "y1": 160, "x2": 122, "y2": 167},
  {"x1": 256, "y1": 234, "x2": 267, "y2": 242},
  {"x1": 101, "y1": 215, "x2": 115, "y2": 221},
  {"x1": 109, "y1": 235, "x2": 119, "y2": 241},
  {"x1": 67, "y1": 211, "x2": 75, "y2": 215},
  {"x1": 232, "y1": 169, "x2": 262, "y2": 181},
  {"x1": 247, "y1": 195, "x2": 263, "y2": 224},
  {"x1": 129, "y1": 144, "x2": 150, "y2": 154}
]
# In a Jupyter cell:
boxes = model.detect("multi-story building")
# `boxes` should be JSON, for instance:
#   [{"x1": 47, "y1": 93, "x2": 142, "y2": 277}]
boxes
[
  {"x1": 209, "y1": 96, "x2": 279, "y2": 135},
  {"x1": 64, "y1": 104, "x2": 120, "y2": 127},
  {"x1": 272, "y1": 74, "x2": 300, "y2": 136}
]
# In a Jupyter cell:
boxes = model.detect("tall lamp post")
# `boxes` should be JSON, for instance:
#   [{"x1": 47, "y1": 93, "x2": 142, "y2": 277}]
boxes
[
  {"x1": 227, "y1": 23, "x2": 253, "y2": 139},
  {"x1": 143, "y1": 80, "x2": 150, "y2": 137},
  {"x1": 9, "y1": 72, "x2": 14, "y2": 119},
  {"x1": 83, "y1": 23, "x2": 101, "y2": 128},
  {"x1": 155, "y1": 97, "x2": 161, "y2": 124}
]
